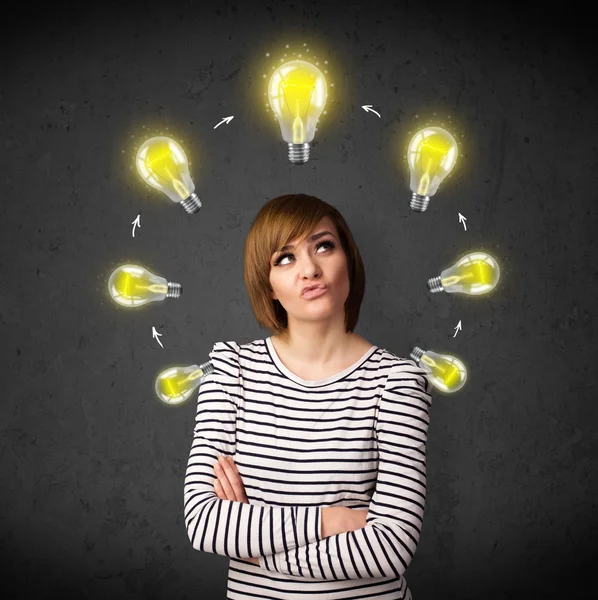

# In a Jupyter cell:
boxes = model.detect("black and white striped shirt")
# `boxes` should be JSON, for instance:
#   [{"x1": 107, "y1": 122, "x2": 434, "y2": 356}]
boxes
[{"x1": 184, "y1": 337, "x2": 433, "y2": 600}]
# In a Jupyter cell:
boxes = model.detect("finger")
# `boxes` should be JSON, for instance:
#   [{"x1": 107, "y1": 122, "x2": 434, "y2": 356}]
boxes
[
  {"x1": 227, "y1": 457, "x2": 240, "y2": 475},
  {"x1": 218, "y1": 473, "x2": 237, "y2": 502},
  {"x1": 214, "y1": 460, "x2": 238, "y2": 502},
  {"x1": 219, "y1": 456, "x2": 247, "y2": 503},
  {"x1": 213, "y1": 479, "x2": 223, "y2": 499},
  {"x1": 216, "y1": 482, "x2": 231, "y2": 502},
  {"x1": 224, "y1": 457, "x2": 248, "y2": 502}
]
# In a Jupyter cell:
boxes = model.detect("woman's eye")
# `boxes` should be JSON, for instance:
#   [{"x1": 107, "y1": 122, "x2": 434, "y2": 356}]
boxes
[{"x1": 274, "y1": 240, "x2": 335, "y2": 266}]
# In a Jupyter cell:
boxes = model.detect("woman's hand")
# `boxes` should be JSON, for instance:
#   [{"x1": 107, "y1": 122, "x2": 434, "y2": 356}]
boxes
[
  {"x1": 346, "y1": 508, "x2": 369, "y2": 532},
  {"x1": 213, "y1": 455, "x2": 249, "y2": 504},
  {"x1": 322, "y1": 507, "x2": 369, "y2": 538},
  {"x1": 213, "y1": 455, "x2": 259, "y2": 565}
]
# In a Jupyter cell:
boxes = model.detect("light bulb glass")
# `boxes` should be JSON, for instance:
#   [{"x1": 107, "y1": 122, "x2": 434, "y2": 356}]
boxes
[
  {"x1": 155, "y1": 365, "x2": 206, "y2": 405},
  {"x1": 412, "y1": 347, "x2": 467, "y2": 393},
  {"x1": 428, "y1": 252, "x2": 500, "y2": 295},
  {"x1": 136, "y1": 136, "x2": 195, "y2": 202},
  {"x1": 407, "y1": 127, "x2": 458, "y2": 211},
  {"x1": 268, "y1": 59, "x2": 328, "y2": 162},
  {"x1": 107, "y1": 264, "x2": 182, "y2": 307}
]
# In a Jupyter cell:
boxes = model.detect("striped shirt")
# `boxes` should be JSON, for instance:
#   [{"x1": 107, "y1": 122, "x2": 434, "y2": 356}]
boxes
[{"x1": 184, "y1": 337, "x2": 433, "y2": 600}]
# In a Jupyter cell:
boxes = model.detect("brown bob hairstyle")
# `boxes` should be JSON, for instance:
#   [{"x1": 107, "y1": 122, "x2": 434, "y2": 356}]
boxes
[{"x1": 243, "y1": 194, "x2": 366, "y2": 336}]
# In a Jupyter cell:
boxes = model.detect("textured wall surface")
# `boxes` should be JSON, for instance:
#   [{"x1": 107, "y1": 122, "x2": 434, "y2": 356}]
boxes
[{"x1": 1, "y1": 0, "x2": 596, "y2": 598}]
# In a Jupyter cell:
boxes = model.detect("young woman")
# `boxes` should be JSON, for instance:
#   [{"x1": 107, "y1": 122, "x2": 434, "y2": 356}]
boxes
[{"x1": 184, "y1": 194, "x2": 432, "y2": 599}]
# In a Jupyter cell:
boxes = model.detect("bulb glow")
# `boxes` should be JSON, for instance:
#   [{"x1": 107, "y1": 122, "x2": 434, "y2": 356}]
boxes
[
  {"x1": 155, "y1": 365, "x2": 206, "y2": 405},
  {"x1": 268, "y1": 59, "x2": 328, "y2": 163},
  {"x1": 407, "y1": 127, "x2": 458, "y2": 211},
  {"x1": 136, "y1": 136, "x2": 202, "y2": 214},
  {"x1": 155, "y1": 360, "x2": 215, "y2": 404},
  {"x1": 428, "y1": 252, "x2": 500, "y2": 295},
  {"x1": 108, "y1": 264, "x2": 182, "y2": 307},
  {"x1": 411, "y1": 346, "x2": 467, "y2": 394}
]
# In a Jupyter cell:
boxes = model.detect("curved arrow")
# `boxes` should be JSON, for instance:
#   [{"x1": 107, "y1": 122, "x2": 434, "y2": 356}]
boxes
[
  {"x1": 152, "y1": 326, "x2": 164, "y2": 348},
  {"x1": 131, "y1": 214, "x2": 141, "y2": 238},
  {"x1": 362, "y1": 105, "x2": 381, "y2": 118},
  {"x1": 453, "y1": 320, "x2": 462, "y2": 338},
  {"x1": 214, "y1": 116, "x2": 234, "y2": 129}
]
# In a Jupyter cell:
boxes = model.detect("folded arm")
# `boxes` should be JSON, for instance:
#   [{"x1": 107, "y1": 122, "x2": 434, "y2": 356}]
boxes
[
  {"x1": 257, "y1": 361, "x2": 433, "y2": 579},
  {"x1": 184, "y1": 375, "x2": 322, "y2": 559}
]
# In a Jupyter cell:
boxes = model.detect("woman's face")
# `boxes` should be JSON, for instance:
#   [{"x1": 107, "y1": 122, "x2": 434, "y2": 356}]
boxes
[{"x1": 269, "y1": 216, "x2": 350, "y2": 325}]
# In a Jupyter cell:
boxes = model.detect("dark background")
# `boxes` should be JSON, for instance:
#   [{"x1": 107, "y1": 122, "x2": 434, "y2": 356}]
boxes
[{"x1": 1, "y1": 0, "x2": 596, "y2": 598}]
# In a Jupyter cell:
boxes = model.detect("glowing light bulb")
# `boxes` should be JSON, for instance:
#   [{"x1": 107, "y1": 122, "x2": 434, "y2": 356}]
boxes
[
  {"x1": 136, "y1": 136, "x2": 202, "y2": 214},
  {"x1": 410, "y1": 346, "x2": 467, "y2": 394},
  {"x1": 407, "y1": 126, "x2": 458, "y2": 212},
  {"x1": 155, "y1": 362, "x2": 214, "y2": 405},
  {"x1": 268, "y1": 59, "x2": 328, "y2": 164},
  {"x1": 108, "y1": 264, "x2": 182, "y2": 307},
  {"x1": 428, "y1": 252, "x2": 500, "y2": 295}
]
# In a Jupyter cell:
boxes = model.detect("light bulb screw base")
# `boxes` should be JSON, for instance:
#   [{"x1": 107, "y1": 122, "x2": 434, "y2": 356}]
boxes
[
  {"x1": 427, "y1": 276, "x2": 443, "y2": 293},
  {"x1": 199, "y1": 361, "x2": 214, "y2": 377},
  {"x1": 410, "y1": 346, "x2": 424, "y2": 363},
  {"x1": 166, "y1": 282, "x2": 182, "y2": 298},
  {"x1": 181, "y1": 192, "x2": 202, "y2": 214},
  {"x1": 410, "y1": 193, "x2": 430, "y2": 212},
  {"x1": 288, "y1": 143, "x2": 310, "y2": 164}
]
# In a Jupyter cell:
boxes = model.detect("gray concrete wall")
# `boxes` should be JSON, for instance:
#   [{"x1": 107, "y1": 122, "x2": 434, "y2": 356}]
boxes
[{"x1": 1, "y1": 0, "x2": 596, "y2": 598}]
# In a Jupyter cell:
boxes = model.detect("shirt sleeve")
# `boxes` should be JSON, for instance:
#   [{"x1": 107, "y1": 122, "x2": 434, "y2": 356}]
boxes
[
  {"x1": 257, "y1": 359, "x2": 433, "y2": 579},
  {"x1": 184, "y1": 341, "x2": 322, "y2": 559}
]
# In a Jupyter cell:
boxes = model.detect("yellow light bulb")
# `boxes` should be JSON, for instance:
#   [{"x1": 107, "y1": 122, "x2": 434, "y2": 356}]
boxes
[
  {"x1": 136, "y1": 136, "x2": 202, "y2": 214},
  {"x1": 407, "y1": 126, "x2": 458, "y2": 212},
  {"x1": 107, "y1": 264, "x2": 182, "y2": 307},
  {"x1": 268, "y1": 59, "x2": 328, "y2": 163},
  {"x1": 428, "y1": 252, "x2": 500, "y2": 295},
  {"x1": 410, "y1": 346, "x2": 467, "y2": 394},
  {"x1": 155, "y1": 362, "x2": 214, "y2": 405}
]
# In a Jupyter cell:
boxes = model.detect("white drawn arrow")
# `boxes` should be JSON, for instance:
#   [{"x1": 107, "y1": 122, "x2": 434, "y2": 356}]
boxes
[
  {"x1": 453, "y1": 320, "x2": 462, "y2": 338},
  {"x1": 362, "y1": 105, "x2": 381, "y2": 118},
  {"x1": 132, "y1": 214, "x2": 141, "y2": 237},
  {"x1": 458, "y1": 213, "x2": 467, "y2": 231},
  {"x1": 214, "y1": 116, "x2": 234, "y2": 129},
  {"x1": 152, "y1": 326, "x2": 164, "y2": 348}
]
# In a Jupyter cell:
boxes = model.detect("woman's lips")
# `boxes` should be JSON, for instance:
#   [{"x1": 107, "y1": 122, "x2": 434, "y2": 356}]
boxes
[{"x1": 302, "y1": 287, "x2": 328, "y2": 299}]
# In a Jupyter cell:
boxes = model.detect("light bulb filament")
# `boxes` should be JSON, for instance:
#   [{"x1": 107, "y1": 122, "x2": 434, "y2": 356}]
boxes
[
  {"x1": 421, "y1": 355, "x2": 436, "y2": 368},
  {"x1": 293, "y1": 116, "x2": 304, "y2": 144},
  {"x1": 419, "y1": 156, "x2": 441, "y2": 178},
  {"x1": 148, "y1": 283, "x2": 168, "y2": 294},
  {"x1": 173, "y1": 179, "x2": 190, "y2": 199},
  {"x1": 153, "y1": 165, "x2": 189, "y2": 199},
  {"x1": 188, "y1": 369, "x2": 204, "y2": 381},
  {"x1": 418, "y1": 173, "x2": 430, "y2": 196}
]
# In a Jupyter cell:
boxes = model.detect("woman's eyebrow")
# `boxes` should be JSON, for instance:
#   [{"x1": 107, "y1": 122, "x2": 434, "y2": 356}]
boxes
[{"x1": 279, "y1": 231, "x2": 334, "y2": 253}]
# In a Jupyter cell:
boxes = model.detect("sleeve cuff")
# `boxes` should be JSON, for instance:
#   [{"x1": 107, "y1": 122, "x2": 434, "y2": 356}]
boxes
[
  {"x1": 301, "y1": 505, "x2": 321, "y2": 545},
  {"x1": 314, "y1": 506, "x2": 322, "y2": 542}
]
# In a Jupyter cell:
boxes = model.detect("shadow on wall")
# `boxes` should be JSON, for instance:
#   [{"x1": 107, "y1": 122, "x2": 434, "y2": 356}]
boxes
[{"x1": 412, "y1": 523, "x2": 597, "y2": 599}]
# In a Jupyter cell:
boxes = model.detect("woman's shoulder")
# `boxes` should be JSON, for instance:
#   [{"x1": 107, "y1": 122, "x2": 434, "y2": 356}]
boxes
[
  {"x1": 376, "y1": 347, "x2": 432, "y2": 399},
  {"x1": 208, "y1": 338, "x2": 267, "y2": 373},
  {"x1": 373, "y1": 344, "x2": 430, "y2": 381},
  {"x1": 208, "y1": 340, "x2": 242, "y2": 378}
]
